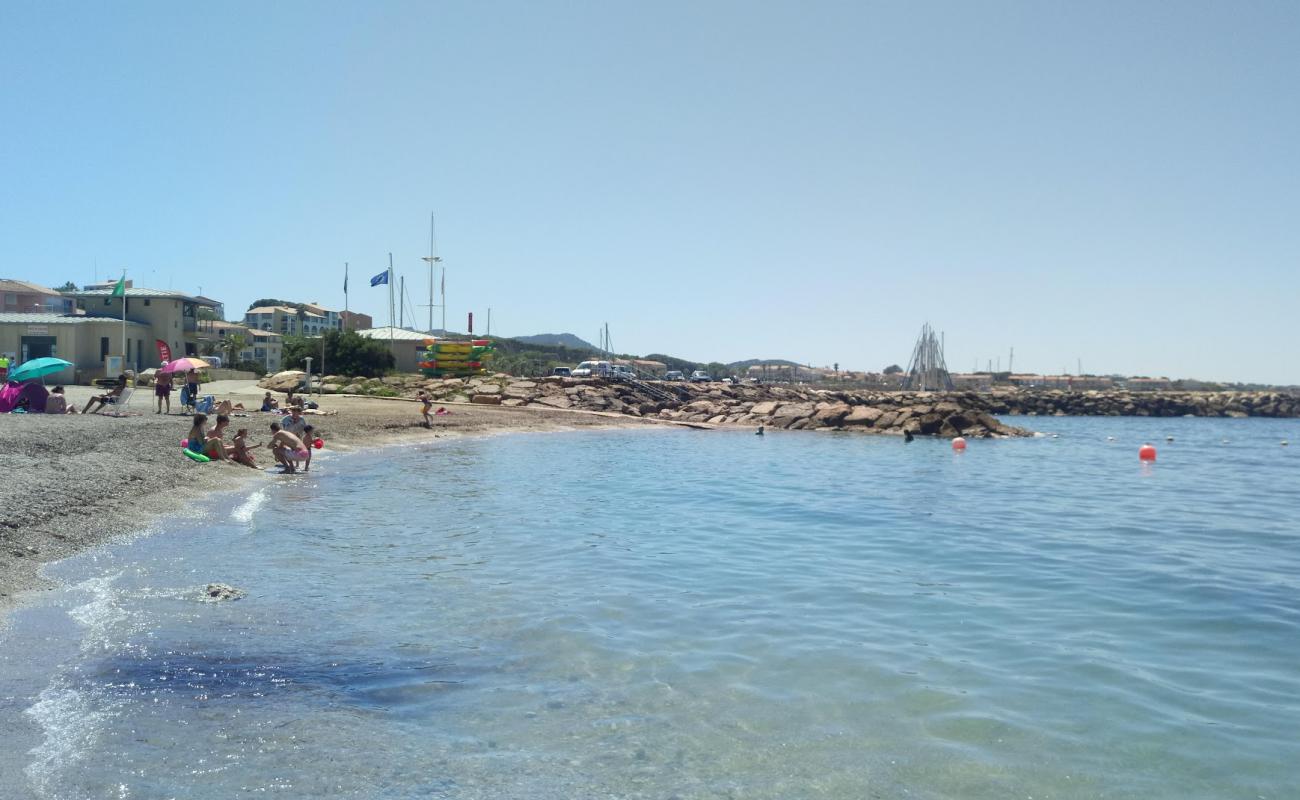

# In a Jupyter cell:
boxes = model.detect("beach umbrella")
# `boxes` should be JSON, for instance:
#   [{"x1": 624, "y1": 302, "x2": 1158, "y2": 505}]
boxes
[
  {"x1": 9, "y1": 357, "x2": 73, "y2": 383},
  {"x1": 158, "y1": 357, "x2": 212, "y2": 374}
]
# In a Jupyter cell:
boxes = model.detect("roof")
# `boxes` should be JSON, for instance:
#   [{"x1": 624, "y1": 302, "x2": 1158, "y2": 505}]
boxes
[
  {"x1": 0, "y1": 313, "x2": 149, "y2": 327},
  {"x1": 355, "y1": 326, "x2": 432, "y2": 342},
  {"x1": 0, "y1": 279, "x2": 62, "y2": 296},
  {"x1": 69, "y1": 287, "x2": 218, "y2": 306},
  {"x1": 246, "y1": 306, "x2": 297, "y2": 314}
]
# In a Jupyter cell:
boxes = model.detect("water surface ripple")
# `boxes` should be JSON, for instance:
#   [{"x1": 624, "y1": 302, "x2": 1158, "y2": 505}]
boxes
[{"x1": 1, "y1": 416, "x2": 1298, "y2": 798}]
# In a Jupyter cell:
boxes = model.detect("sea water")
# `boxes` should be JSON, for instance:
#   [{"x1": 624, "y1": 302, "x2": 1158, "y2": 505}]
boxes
[{"x1": 1, "y1": 417, "x2": 1298, "y2": 799}]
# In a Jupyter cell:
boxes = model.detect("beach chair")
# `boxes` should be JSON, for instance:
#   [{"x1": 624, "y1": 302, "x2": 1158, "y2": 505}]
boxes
[
  {"x1": 102, "y1": 387, "x2": 137, "y2": 417},
  {"x1": 195, "y1": 395, "x2": 215, "y2": 414}
]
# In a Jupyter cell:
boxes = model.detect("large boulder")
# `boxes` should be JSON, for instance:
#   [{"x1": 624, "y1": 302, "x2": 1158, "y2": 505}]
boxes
[
  {"x1": 749, "y1": 400, "x2": 780, "y2": 416},
  {"x1": 771, "y1": 402, "x2": 816, "y2": 428},
  {"x1": 531, "y1": 395, "x2": 572, "y2": 409},
  {"x1": 261, "y1": 370, "x2": 306, "y2": 392},
  {"x1": 811, "y1": 402, "x2": 851, "y2": 425},
  {"x1": 843, "y1": 406, "x2": 884, "y2": 426},
  {"x1": 471, "y1": 394, "x2": 503, "y2": 405}
]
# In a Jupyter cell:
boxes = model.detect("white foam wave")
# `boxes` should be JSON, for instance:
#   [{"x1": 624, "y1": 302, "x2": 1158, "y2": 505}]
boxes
[
  {"x1": 66, "y1": 574, "x2": 127, "y2": 654},
  {"x1": 232, "y1": 487, "x2": 269, "y2": 524},
  {"x1": 23, "y1": 679, "x2": 108, "y2": 799}
]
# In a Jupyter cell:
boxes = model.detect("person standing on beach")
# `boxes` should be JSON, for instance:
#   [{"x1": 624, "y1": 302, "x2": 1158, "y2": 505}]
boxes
[
  {"x1": 301, "y1": 424, "x2": 317, "y2": 472},
  {"x1": 416, "y1": 390, "x2": 433, "y2": 428},
  {"x1": 184, "y1": 368, "x2": 200, "y2": 412},
  {"x1": 155, "y1": 366, "x2": 173, "y2": 414}
]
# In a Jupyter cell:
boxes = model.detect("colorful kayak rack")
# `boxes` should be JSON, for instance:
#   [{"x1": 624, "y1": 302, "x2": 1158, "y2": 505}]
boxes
[{"x1": 418, "y1": 338, "x2": 496, "y2": 378}]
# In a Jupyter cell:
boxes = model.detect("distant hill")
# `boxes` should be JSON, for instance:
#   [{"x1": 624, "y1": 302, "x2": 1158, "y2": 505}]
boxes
[{"x1": 513, "y1": 333, "x2": 597, "y2": 350}]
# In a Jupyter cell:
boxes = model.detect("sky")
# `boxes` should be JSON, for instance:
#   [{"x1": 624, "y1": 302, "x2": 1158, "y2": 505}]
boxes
[{"x1": 2, "y1": 1, "x2": 1297, "y2": 383}]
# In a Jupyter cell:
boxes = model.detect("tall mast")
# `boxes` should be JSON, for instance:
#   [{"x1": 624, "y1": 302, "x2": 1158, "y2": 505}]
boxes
[{"x1": 421, "y1": 213, "x2": 443, "y2": 333}]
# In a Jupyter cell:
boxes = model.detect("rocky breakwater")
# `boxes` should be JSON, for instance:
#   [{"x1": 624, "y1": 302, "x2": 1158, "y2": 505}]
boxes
[
  {"x1": 258, "y1": 371, "x2": 1028, "y2": 438},
  {"x1": 975, "y1": 389, "x2": 1300, "y2": 419}
]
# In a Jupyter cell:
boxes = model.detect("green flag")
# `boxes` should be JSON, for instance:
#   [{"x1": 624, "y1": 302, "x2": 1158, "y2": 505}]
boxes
[{"x1": 111, "y1": 276, "x2": 126, "y2": 297}]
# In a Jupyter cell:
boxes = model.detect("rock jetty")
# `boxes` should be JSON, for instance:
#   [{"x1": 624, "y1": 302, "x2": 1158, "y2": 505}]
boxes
[
  {"x1": 261, "y1": 371, "x2": 1024, "y2": 438},
  {"x1": 262, "y1": 371, "x2": 1298, "y2": 436}
]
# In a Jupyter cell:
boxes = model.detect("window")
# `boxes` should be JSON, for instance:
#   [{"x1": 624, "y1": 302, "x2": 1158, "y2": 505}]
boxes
[
  {"x1": 4, "y1": 293, "x2": 15, "y2": 305},
  {"x1": 143, "y1": 298, "x2": 151, "y2": 306}
]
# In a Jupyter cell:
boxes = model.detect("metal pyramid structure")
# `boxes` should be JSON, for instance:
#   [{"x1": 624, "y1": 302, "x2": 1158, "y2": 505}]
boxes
[{"x1": 903, "y1": 322, "x2": 953, "y2": 391}]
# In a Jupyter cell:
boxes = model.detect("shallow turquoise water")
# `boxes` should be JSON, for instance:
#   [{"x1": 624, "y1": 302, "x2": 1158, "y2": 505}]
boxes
[{"x1": 2, "y1": 417, "x2": 1299, "y2": 798}]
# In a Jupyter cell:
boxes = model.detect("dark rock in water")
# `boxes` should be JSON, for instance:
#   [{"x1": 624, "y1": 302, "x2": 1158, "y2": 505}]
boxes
[{"x1": 205, "y1": 583, "x2": 244, "y2": 601}]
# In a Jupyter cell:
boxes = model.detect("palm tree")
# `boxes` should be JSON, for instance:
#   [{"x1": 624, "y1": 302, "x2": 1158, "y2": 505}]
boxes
[{"x1": 221, "y1": 333, "x2": 247, "y2": 367}]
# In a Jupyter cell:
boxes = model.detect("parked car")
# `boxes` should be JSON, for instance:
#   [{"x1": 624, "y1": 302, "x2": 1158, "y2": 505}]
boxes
[
  {"x1": 571, "y1": 360, "x2": 611, "y2": 377},
  {"x1": 663, "y1": 370, "x2": 685, "y2": 381},
  {"x1": 689, "y1": 370, "x2": 712, "y2": 383},
  {"x1": 552, "y1": 367, "x2": 572, "y2": 377},
  {"x1": 611, "y1": 364, "x2": 636, "y2": 381}
]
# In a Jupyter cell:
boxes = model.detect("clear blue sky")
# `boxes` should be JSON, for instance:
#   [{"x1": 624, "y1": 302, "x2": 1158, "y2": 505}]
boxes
[{"x1": 2, "y1": 1, "x2": 1297, "y2": 383}]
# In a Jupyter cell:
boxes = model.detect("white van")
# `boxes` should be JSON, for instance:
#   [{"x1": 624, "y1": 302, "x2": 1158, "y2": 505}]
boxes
[{"x1": 571, "y1": 360, "x2": 611, "y2": 377}]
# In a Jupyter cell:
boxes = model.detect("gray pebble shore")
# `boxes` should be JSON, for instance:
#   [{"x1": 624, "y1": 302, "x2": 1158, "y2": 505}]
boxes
[{"x1": 0, "y1": 411, "x2": 258, "y2": 610}]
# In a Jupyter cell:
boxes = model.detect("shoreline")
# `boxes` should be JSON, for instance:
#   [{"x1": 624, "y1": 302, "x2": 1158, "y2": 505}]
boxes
[{"x1": 0, "y1": 395, "x2": 647, "y2": 618}]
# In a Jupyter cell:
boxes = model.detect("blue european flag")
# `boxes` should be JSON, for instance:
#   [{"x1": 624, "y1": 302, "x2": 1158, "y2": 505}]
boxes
[{"x1": 370, "y1": 270, "x2": 389, "y2": 287}]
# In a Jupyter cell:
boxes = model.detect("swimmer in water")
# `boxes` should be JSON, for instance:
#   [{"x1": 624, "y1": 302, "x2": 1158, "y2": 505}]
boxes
[{"x1": 755, "y1": 424, "x2": 764, "y2": 436}]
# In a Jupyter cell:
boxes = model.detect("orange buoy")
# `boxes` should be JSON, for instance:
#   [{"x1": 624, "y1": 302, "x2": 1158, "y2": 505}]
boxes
[
  {"x1": 952, "y1": 437, "x2": 967, "y2": 451},
  {"x1": 1139, "y1": 444, "x2": 1157, "y2": 461}
]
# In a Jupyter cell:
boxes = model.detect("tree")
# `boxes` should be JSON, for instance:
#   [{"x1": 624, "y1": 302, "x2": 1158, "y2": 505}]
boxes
[
  {"x1": 55, "y1": 281, "x2": 78, "y2": 292},
  {"x1": 197, "y1": 307, "x2": 219, "y2": 321},
  {"x1": 883, "y1": 364, "x2": 903, "y2": 374},
  {"x1": 221, "y1": 333, "x2": 247, "y2": 366},
  {"x1": 248, "y1": 298, "x2": 297, "y2": 311},
  {"x1": 281, "y1": 330, "x2": 394, "y2": 377}
]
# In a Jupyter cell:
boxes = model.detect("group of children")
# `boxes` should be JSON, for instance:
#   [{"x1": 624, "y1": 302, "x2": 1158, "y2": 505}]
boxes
[{"x1": 186, "y1": 405, "x2": 319, "y2": 474}]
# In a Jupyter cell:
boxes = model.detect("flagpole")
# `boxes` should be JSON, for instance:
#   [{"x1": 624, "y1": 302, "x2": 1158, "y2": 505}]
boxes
[
  {"x1": 344, "y1": 262, "x2": 349, "y2": 328},
  {"x1": 120, "y1": 269, "x2": 126, "y2": 370},
  {"x1": 388, "y1": 253, "x2": 394, "y2": 349}
]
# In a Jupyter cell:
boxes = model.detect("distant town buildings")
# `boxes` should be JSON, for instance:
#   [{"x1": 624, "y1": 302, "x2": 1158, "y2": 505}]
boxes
[
  {"x1": 196, "y1": 320, "x2": 284, "y2": 372},
  {"x1": 341, "y1": 310, "x2": 373, "y2": 331},
  {"x1": 1, "y1": 278, "x2": 74, "y2": 315},
  {"x1": 243, "y1": 303, "x2": 342, "y2": 337}
]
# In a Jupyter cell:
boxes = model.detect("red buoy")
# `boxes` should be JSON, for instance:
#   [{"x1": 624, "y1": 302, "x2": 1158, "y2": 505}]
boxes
[
  {"x1": 1139, "y1": 444, "x2": 1157, "y2": 461},
  {"x1": 952, "y1": 437, "x2": 967, "y2": 451}
]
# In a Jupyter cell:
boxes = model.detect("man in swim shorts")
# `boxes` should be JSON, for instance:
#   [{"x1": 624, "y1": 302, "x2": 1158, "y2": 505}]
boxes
[{"x1": 269, "y1": 422, "x2": 308, "y2": 474}]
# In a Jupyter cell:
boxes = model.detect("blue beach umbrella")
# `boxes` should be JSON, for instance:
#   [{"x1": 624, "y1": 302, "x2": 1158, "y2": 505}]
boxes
[{"x1": 9, "y1": 357, "x2": 73, "y2": 383}]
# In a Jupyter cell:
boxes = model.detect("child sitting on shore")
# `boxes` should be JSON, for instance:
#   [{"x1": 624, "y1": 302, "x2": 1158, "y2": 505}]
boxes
[{"x1": 231, "y1": 428, "x2": 261, "y2": 469}]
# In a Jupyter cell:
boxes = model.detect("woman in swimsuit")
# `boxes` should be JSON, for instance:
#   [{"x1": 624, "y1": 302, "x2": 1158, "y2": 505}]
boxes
[{"x1": 186, "y1": 414, "x2": 208, "y2": 454}]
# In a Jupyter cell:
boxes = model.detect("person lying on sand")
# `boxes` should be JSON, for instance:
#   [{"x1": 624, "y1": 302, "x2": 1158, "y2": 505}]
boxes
[
  {"x1": 212, "y1": 399, "x2": 246, "y2": 416},
  {"x1": 269, "y1": 422, "x2": 308, "y2": 474},
  {"x1": 231, "y1": 428, "x2": 262, "y2": 469}
]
